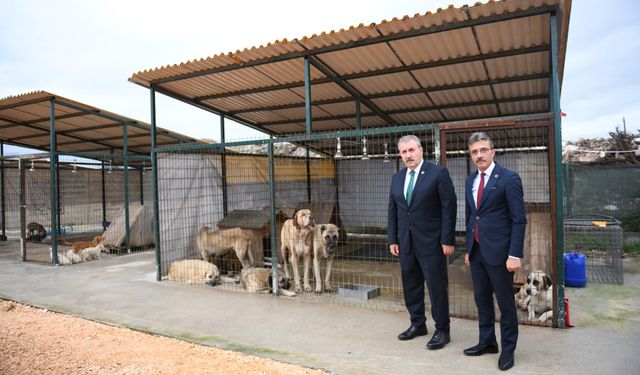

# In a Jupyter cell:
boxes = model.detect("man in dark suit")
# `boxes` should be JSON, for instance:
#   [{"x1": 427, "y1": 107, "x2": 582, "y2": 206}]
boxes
[
  {"x1": 388, "y1": 135, "x2": 457, "y2": 350},
  {"x1": 463, "y1": 132, "x2": 527, "y2": 371}
]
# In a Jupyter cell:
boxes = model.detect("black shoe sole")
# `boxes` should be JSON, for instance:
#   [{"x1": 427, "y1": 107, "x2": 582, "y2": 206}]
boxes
[{"x1": 463, "y1": 346, "x2": 499, "y2": 356}]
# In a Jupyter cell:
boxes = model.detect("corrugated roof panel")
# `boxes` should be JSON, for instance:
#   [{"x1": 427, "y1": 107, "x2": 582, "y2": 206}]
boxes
[
  {"x1": 309, "y1": 120, "x2": 353, "y2": 132},
  {"x1": 474, "y1": 14, "x2": 550, "y2": 54},
  {"x1": 391, "y1": 110, "x2": 444, "y2": 124},
  {"x1": 236, "y1": 111, "x2": 290, "y2": 124},
  {"x1": 389, "y1": 28, "x2": 479, "y2": 66},
  {"x1": 499, "y1": 99, "x2": 548, "y2": 114},
  {"x1": 348, "y1": 72, "x2": 421, "y2": 95},
  {"x1": 265, "y1": 124, "x2": 306, "y2": 134},
  {"x1": 253, "y1": 59, "x2": 325, "y2": 84},
  {"x1": 412, "y1": 61, "x2": 488, "y2": 87},
  {"x1": 485, "y1": 51, "x2": 549, "y2": 79},
  {"x1": 204, "y1": 89, "x2": 304, "y2": 112},
  {"x1": 289, "y1": 82, "x2": 351, "y2": 101},
  {"x1": 316, "y1": 43, "x2": 402, "y2": 75},
  {"x1": 493, "y1": 78, "x2": 548, "y2": 99},
  {"x1": 441, "y1": 104, "x2": 498, "y2": 120},
  {"x1": 296, "y1": 25, "x2": 381, "y2": 51},
  {"x1": 375, "y1": 5, "x2": 469, "y2": 36},
  {"x1": 316, "y1": 102, "x2": 361, "y2": 117},
  {"x1": 372, "y1": 94, "x2": 433, "y2": 111},
  {"x1": 227, "y1": 39, "x2": 306, "y2": 64},
  {"x1": 429, "y1": 85, "x2": 494, "y2": 106},
  {"x1": 467, "y1": 0, "x2": 558, "y2": 20}
]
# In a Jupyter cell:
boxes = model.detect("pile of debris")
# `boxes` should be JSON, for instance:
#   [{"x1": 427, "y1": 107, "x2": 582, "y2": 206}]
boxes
[{"x1": 564, "y1": 128, "x2": 640, "y2": 164}]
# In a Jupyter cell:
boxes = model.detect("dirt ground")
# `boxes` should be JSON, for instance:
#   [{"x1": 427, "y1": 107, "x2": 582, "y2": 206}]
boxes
[{"x1": 0, "y1": 300, "x2": 327, "y2": 375}]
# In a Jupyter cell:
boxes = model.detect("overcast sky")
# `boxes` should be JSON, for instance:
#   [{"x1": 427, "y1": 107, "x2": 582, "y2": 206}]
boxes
[{"x1": 1, "y1": 0, "x2": 639, "y2": 155}]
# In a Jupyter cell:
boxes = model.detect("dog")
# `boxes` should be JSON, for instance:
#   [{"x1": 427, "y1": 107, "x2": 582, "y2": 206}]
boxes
[
  {"x1": 66, "y1": 249, "x2": 83, "y2": 264},
  {"x1": 80, "y1": 243, "x2": 106, "y2": 262},
  {"x1": 49, "y1": 247, "x2": 72, "y2": 266},
  {"x1": 525, "y1": 270, "x2": 554, "y2": 322},
  {"x1": 280, "y1": 209, "x2": 315, "y2": 293},
  {"x1": 312, "y1": 224, "x2": 340, "y2": 293},
  {"x1": 26, "y1": 222, "x2": 47, "y2": 242},
  {"x1": 514, "y1": 284, "x2": 529, "y2": 311},
  {"x1": 197, "y1": 227, "x2": 262, "y2": 269},
  {"x1": 240, "y1": 267, "x2": 295, "y2": 296},
  {"x1": 63, "y1": 235, "x2": 104, "y2": 254},
  {"x1": 167, "y1": 259, "x2": 220, "y2": 286}
]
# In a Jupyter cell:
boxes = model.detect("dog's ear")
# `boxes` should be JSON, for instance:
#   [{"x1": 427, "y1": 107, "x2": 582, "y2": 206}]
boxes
[
  {"x1": 544, "y1": 274, "x2": 552, "y2": 289},
  {"x1": 321, "y1": 225, "x2": 326, "y2": 232},
  {"x1": 293, "y1": 212, "x2": 301, "y2": 229}
]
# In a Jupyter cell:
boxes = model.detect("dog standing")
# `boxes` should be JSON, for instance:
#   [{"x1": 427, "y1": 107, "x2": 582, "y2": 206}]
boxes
[
  {"x1": 26, "y1": 222, "x2": 47, "y2": 242},
  {"x1": 197, "y1": 227, "x2": 262, "y2": 269},
  {"x1": 167, "y1": 259, "x2": 220, "y2": 286},
  {"x1": 525, "y1": 270, "x2": 554, "y2": 322},
  {"x1": 80, "y1": 243, "x2": 106, "y2": 262},
  {"x1": 63, "y1": 235, "x2": 104, "y2": 254},
  {"x1": 240, "y1": 267, "x2": 295, "y2": 296},
  {"x1": 312, "y1": 224, "x2": 339, "y2": 293},
  {"x1": 280, "y1": 209, "x2": 315, "y2": 293}
]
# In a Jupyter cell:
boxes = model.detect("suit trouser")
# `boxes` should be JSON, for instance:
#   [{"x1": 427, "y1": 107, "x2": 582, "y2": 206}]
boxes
[
  {"x1": 469, "y1": 241, "x2": 518, "y2": 353},
  {"x1": 399, "y1": 234, "x2": 450, "y2": 333}
]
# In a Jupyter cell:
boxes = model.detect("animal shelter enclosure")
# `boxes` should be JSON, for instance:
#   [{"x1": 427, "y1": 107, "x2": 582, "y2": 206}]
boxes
[{"x1": 129, "y1": 0, "x2": 571, "y2": 327}]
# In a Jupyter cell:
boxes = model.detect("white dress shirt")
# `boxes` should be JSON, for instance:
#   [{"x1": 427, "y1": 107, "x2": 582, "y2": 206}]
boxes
[{"x1": 404, "y1": 159, "x2": 423, "y2": 200}]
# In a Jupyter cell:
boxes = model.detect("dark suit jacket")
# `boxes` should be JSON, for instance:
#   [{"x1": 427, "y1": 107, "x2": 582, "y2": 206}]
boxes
[
  {"x1": 388, "y1": 162, "x2": 457, "y2": 254},
  {"x1": 465, "y1": 162, "x2": 527, "y2": 265}
]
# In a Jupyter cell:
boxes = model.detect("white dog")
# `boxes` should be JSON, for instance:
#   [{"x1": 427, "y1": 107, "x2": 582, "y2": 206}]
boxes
[
  {"x1": 49, "y1": 247, "x2": 72, "y2": 266},
  {"x1": 167, "y1": 259, "x2": 220, "y2": 286},
  {"x1": 280, "y1": 209, "x2": 315, "y2": 293},
  {"x1": 66, "y1": 249, "x2": 83, "y2": 264},
  {"x1": 80, "y1": 243, "x2": 106, "y2": 262},
  {"x1": 312, "y1": 224, "x2": 339, "y2": 293},
  {"x1": 525, "y1": 270, "x2": 554, "y2": 322}
]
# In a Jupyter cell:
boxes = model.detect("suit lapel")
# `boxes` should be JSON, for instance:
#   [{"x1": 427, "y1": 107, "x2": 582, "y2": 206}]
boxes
[
  {"x1": 467, "y1": 171, "x2": 478, "y2": 213},
  {"x1": 407, "y1": 162, "x2": 430, "y2": 208},
  {"x1": 478, "y1": 163, "x2": 502, "y2": 209}
]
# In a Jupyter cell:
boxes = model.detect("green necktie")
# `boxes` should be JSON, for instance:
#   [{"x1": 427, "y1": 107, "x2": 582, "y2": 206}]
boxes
[{"x1": 406, "y1": 170, "x2": 416, "y2": 205}]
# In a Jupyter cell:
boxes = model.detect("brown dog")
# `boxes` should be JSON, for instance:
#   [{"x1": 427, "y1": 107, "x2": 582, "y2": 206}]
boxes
[
  {"x1": 197, "y1": 227, "x2": 262, "y2": 269},
  {"x1": 240, "y1": 267, "x2": 295, "y2": 296},
  {"x1": 312, "y1": 224, "x2": 340, "y2": 293},
  {"x1": 280, "y1": 209, "x2": 315, "y2": 293},
  {"x1": 63, "y1": 235, "x2": 104, "y2": 254}
]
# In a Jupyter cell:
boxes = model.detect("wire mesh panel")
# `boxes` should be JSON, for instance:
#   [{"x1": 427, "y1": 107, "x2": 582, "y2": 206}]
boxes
[
  {"x1": 0, "y1": 158, "x2": 20, "y2": 242},
  {"x1": 442, "y1": 124, "x2": 553, "y2": 326}
]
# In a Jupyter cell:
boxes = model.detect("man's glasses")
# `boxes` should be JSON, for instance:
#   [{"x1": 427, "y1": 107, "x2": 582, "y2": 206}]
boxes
[{"x1": 470, "y1": 147, "x2": 492, "y2": 156}]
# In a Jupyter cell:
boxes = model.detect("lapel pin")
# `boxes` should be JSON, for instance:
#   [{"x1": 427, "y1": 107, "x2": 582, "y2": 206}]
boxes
[
  {"x1": 494, "y1": 174, "x2": 499, "y2": 179},
  {"x1": 421, "y1": 171, "x2": 425, "y2": 174}
]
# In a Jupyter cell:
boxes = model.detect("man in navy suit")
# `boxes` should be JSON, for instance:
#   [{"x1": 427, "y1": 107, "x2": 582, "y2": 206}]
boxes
[
  {"x1": 388, "y1": 135, "x2": 457, "y2": 350},
  {"x1": 463, "y1": 132, "x2": 527, "y2": 371}
]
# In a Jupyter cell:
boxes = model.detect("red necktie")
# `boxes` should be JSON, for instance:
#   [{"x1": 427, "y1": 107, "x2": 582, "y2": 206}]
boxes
[{"x1": 474, "y1": 172, "x2": 485, "y2": 243}]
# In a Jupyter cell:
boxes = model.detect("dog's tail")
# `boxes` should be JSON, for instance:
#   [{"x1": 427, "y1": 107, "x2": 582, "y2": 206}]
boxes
[{"x1": 61, "y1": 239, "x2": 73, "y2": 246}]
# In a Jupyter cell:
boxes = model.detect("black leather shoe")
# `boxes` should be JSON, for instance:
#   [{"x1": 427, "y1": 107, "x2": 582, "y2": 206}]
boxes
[
  {"x1": 426, "y1": 330, "x2": 450, "y2": 350},
  {"x1": 463, "y1": 343, "x2": 499, "y2": 356},
  {"x1": 398, "y1": 325, "x2": 428, "y2": 341},
  {"x1": 498, "y1": 352, "x2": 514, "y2": 371}
]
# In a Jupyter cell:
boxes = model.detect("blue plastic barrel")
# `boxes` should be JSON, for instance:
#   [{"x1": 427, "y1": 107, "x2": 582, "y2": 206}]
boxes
[{"x1": 564, "y1": 253, "x2": 587, "y2": 287}]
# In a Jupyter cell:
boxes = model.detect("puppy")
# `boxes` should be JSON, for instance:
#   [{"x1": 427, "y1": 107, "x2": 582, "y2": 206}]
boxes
[
  {"x1": 280, "y1": 209, "x2": 315, "y2": 293},
  {"x1": 49, "y1": 247, "x2": 72, "y2": 266},
  {"x1": 26, "y1": 222, "x2": 47, "y2": 242},
  {"x1": 168, "y1": 259, "x2": 220, "y2": 286},
  {"x1": 312, "y1": 224, "x2": 340, "y2": 293},
  {"x1": 197, "y1": 227, "x2": 261, "y2": 269},
  {"x1": 63, "y1": 235, "x2": 104, "y2": 254},
  {"x1": 526, "y1": 270, "x2": 554, "y2": 322},
  {"x1": 240, "y1": 267, "x2": 295, "y2": 296},
  {"x1": 66, "y1": 249, "x2": 83, "y2": 264},
  {"x1": 80, "y1": 243, "x2": 106, "y2": 262}
]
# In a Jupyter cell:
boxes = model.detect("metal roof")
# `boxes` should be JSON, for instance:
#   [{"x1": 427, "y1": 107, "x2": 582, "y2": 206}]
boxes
[
  {"x1": 0, "y1": 91, "x2": 201, "y2": 157},
  {"x1": 129, "y1": 0, "x2": 571, "y2": 136}
]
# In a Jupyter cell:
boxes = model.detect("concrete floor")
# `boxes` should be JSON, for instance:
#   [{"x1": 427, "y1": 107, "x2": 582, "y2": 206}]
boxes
[{"x1": 1, "y1": 240, "x2": 639, "y2": 375}]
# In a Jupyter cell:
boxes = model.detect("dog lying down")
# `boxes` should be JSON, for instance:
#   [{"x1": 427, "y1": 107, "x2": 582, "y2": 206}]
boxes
[
  {"x1": 168, "y1": 259, "x2": 220, "y2": 286},
  {"x1": 515, "y1": 270, "x2": 554, "y2": 323},
  {"x1": 219, "y1": 267, "x2": 296, "y2": 297}
]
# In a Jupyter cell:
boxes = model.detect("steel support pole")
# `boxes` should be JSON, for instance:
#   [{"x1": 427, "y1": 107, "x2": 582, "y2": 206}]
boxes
[
  {"x1": 123, "y1": 123, "x2": 131, "y2": 253},
  {"x1": 19, "y1": 159, "x2": 25, "y2": 260},
  {"x1": 550, "y1": 14, "x2": 565, "y2": 328},
  {"x1": 139, "y1": 166, "x2": 144, "y2": 205},
  {"x1": 101, "y1": 161, "x2": 107, "y2": 229},
  {"x1": 49, "y1": 99, "x2": 59, "y2": 264},
  {"x1": 268, "y1": 136, "x2": 278, "y2": 295},
  {"x1": 355, "y1": 98, "x2": 361, "y2": 144},
  {"x1": 150, "y1": 88, "x2": 162, "y2": 280},
  {"x1": 0, "y1": 141, "x2": 6, "y2": 241},
  {"x1": 304, "y1": 56, "x2": 312, "y2": 202},
  {"x1": 220, "y1": 116, "x2": 228, "y2": 217}
]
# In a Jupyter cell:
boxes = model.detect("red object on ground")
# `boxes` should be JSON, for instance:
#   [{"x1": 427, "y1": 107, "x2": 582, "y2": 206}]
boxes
[{"x1": 564, "y1": 296, "x2": 574, "y2": 327}]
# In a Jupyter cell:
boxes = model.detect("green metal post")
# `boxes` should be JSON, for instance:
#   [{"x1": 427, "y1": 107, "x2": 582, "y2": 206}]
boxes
[
  {"x1": 550, "y1": 14, "x2": 565, "y2": 328},
  {"x1": 19, "y1": 159, "x2": 26, "y2": 260},
  {"x1": 49, "y1": 99, "x2": 59, "y2": 265},
  {"x1": 139, "y1": 166, "x2": 144, "y2": 206},
  {"x1": 304, "y1": 56, "x2": 312, "y2": 134},
  {"x1": 355, "y1": 98, "x2": 362, "y2": 144},
  {"x1": 123, "y1": 123, "x2": 131, "y2": 253},
  {"x1": 220, "y1": 116, "x2": 228, "y2": 217},
  {"x1": 101, "y1": 161, "x2": 107, "y2": 229},
  {"x1": 150, "y1": 87, "x2": 162, "y2": 280},
  {"x1": 268, "y1": 136, "x2": 278, "y2": 294},
  {"x1": 0, "y1": 141, "x2": 6, "y2": 241}
]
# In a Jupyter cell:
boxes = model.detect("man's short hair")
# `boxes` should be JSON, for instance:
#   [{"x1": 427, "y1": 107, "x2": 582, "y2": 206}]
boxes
[
  {"x1": 468, "y1": 132, "x2": 494, "y2": 149},
  {"x1": 398, "y1": 135, "x2": 422, "y2": 150}
]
